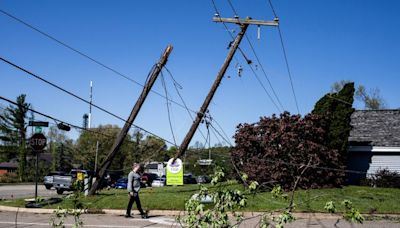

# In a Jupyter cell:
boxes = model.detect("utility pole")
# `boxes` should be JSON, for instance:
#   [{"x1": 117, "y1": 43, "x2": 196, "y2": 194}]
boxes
[
  {"x1": 88, "y1": 45, "x2": 173, "y2": 195},
  {"x1": 88, "y1": 81, "x2": 93, "y2": 128},
  {"x1": 94, "y1": 140, "x2": 99, "y2": 173},
  {"x1": 173, "y1": 17, "x2": 278, "y2": 161}
]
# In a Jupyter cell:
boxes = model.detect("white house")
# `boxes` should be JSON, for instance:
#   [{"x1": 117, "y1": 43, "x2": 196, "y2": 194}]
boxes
[{"x1": 347, "y1": 109, "x2": 400, "y2": 184}]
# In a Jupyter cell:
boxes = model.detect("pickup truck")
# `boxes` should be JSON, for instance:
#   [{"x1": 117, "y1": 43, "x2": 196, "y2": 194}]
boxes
[
  {"x1": 53, "y1": 169, "x2": 94, "y2": 194},
  {"x1": 43, "y1": 171, "x2": 66, "y2": 190}
]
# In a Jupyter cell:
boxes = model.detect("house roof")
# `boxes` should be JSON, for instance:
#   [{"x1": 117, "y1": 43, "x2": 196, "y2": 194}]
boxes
[
  {"x1": 349, "y1": 109, "x2": 400, "y2": 147},
  {"x1": 0, "y1": 162, "x2": 18, "y2": 169}
]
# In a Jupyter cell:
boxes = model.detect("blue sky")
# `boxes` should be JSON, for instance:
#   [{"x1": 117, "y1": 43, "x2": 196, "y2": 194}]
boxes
[{"x1": 1, "y1": 0, "x2": 399, "y2": 147}]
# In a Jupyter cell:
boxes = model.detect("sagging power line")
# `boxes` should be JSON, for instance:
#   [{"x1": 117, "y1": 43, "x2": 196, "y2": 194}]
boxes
[
  {"x1": 0, "y1": 56, "x2": 175, "y2": 147},
  {"x1": 0, "y1": 9, "x2": 199, "y2": 116}
]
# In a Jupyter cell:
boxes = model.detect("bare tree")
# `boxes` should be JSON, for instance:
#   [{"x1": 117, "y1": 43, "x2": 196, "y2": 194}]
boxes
[
  {"x1": 356, "y1": 85, "x2": 387, "y2": 110},
  {"x1": 331, "y1": 81, "x2": 387, "y2": 110}
]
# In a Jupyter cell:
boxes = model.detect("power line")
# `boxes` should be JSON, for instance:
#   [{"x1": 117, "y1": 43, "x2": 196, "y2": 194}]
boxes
[
  {"x1": 209, "y1": 122, "x2": 233, "y2": 147},
  {"x1": 0, "y1": 56, "x2": 176, "y2": 146},
  {"x1": 0, "y1": 9, "x2": 199, "y2": 117},
  {"x1": 210, "y1": 0, "x2": 283, "y2": 113},
  {"x1": 0, "y1": 95, "x2": 119, "y2": 141},
  {"x1": 267, "y1": 0, "x2": 300, "y2": 114},
  {"x1": 210, "y1": 0, "x2": 253, "y2": 64},
  {"x1": 160, "y1": 71, "x2": 177, "y2": 145},
  {"x1": 1, "y1": 8, "x2": 230, "y2": 146},
  {"x1": 327, "y1": 94, "x2": 353, "y2": 106},
  {"x1": 210, "y1": 117, "x2": 233, "y2": 146},
  {"x1": 0, "y1": 96, "x2": 175, "y2": 173},
  {"x1": 226, "y1": 0, "x2": 286, "y2": 111},
  {"x1": 163, "y1": 67, "x2": 208, "y2": 142}
]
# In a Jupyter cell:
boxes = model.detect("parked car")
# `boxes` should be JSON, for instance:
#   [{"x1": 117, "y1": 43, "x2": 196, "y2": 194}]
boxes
[
  {"x1": 196, "y1": 175, "x2": 211, "y2": 184},
  {"x1": 43, "y1": 171, "x2": 66, "y2": 190},
  {"x1": 151, "y1": 177, "x2": 166, "y2": 187},
  {"x1": 141, "y1": 173, "x2": 159, "y2": 187},
  {"x1": 113, "y1": 177, "x2": 128, "y2": 189},
  {"x1": 184, "y1": 174, "x2": 197, "y2": 184}
]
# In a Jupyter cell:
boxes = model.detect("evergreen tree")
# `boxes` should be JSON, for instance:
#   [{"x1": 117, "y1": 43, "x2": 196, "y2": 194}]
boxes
[
  {"x1": 312, "y1": 82, "x2": 355, "y2": 184},
  {"x1": 0, "y1": 94, "x2": 30, "y2": 181}
]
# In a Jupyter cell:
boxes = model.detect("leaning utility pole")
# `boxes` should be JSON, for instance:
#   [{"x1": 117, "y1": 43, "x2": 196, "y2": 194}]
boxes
[
  {"x1": 89, "y1": 45, "x2": 173, "y2": 195},
  {"x1": 173, "y1": 17, "x2": 278, "y2": 161}
]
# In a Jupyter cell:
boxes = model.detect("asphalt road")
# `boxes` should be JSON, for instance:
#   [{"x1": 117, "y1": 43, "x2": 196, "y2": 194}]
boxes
[
  {"x1": 0, "y1": 184, "x2": 60, "y2": 200},
  {"x1": 0, "y1": 211, "x2": 175, "y2": 227}
]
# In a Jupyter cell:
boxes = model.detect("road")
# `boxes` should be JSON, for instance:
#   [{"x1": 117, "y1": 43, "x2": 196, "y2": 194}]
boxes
[
  {"x1": 0, "y1": 211, "x2": 176, "y2": 227},
  {"x1": 0, "y1": 184, "x2": 59, "y2": 200}
]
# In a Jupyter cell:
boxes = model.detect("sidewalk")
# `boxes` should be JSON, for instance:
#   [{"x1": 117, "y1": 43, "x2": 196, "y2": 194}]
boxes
[
  {"x1": 2, "y1": 205, "x2": 400, "y2": 219},
  {"x1": 1, "y1": 206, "x2": 400, "y2": 228}
]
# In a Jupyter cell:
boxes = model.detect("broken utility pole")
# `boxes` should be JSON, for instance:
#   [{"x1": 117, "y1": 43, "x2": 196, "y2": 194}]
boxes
[
  {"x1": 89, "y1": 45, "x2": 173, "y2": 195},
  {"x1": 173, "y1": 16, "x2": 278, "y2": 162}
]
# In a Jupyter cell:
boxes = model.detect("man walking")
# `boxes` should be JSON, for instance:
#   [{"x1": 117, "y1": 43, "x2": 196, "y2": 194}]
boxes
[{"x1": 125, "y1": 163, "x2": 148, "y2": 219}]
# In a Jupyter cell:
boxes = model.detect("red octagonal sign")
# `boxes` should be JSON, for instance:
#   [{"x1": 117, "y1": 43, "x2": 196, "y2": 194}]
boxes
[{"x1": 30, "y1": 133, "x2": 47, "y2": 151}]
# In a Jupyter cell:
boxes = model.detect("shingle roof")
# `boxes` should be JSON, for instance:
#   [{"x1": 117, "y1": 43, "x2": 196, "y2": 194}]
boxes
[
  {"x1": 0, "y1": 162, "x2": 18, "y2": 169},
  {"x1": 349, "y1": 110, "x2": 400, "y2": 147}
]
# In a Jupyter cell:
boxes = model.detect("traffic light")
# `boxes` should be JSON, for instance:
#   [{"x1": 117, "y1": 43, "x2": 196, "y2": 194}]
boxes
[{"x1": 57, "y1": 122, "x2": 71, "y2": 131}]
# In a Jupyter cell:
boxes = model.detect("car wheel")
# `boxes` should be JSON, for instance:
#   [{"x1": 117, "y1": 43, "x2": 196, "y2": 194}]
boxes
[
  {"x1": 56, "y1": 189, "x2": 64, "y2": 195},
  {"x1": 45, "y1": 185, "x2": 52, "y2": 190}
]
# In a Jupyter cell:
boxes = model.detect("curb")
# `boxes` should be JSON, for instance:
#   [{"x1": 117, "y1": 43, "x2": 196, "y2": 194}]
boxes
[{"x1": 1, "y1": 206, "x2": 400, "y2": 220}]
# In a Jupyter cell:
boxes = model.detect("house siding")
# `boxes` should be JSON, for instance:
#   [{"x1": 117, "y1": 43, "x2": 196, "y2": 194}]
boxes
[{"x1": 369, "y1": 155, "x2": 400, "y2": 175}]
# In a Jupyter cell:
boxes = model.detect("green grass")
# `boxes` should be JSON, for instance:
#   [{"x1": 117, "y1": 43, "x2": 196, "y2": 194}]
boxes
[{"x1": 1, "y1": 184, "x2": 400, "y2": 214}]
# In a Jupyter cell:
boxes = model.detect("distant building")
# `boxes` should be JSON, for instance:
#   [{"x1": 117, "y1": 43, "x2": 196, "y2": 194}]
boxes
[
  {"x1": 347, "y1": 109, "x2": 400, "y2": 184},
  {"x1": 0, "y1": 161, "x2": 17, "y2": 175}
]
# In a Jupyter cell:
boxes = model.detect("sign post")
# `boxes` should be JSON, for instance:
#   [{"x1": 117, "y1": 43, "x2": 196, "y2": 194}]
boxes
[{"x1": 30, "y1": 133, "x2": 47, "y2": 201}]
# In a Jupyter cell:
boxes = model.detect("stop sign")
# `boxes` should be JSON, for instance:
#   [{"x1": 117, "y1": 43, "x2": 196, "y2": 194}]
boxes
[{"x1": 30, "y1": 133, "x2": 47, "y2": 151}]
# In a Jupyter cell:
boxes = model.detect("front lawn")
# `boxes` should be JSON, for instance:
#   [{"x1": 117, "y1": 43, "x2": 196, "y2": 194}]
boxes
[{"x1": 1, "y1": 184, "x2": 400, "y2": 214}]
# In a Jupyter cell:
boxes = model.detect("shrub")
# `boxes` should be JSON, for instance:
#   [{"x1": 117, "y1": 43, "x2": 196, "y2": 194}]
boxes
[
  {"x1": 0, "y1": 172, "x2": 19, "y2": 183},
  {"x1": 366, "y1": 169, "x2": 400, "y2": 188},
  {"x1": 231, "y1": 112, "x2": 344, "y2": 190}
]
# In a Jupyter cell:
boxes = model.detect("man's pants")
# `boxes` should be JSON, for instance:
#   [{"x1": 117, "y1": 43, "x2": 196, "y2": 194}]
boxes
[{"x1": 126, "y1": 192, "x2": 144, "y2": 216}]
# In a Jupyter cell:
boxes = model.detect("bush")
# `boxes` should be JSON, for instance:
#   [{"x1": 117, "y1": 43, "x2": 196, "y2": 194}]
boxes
[
  {"x1": 231, "y1": 112, "x2": 344, "y2": 190},
  {"x1": 0, "y1": 172, "x2": 19, "y2": 183},
  {"x1": 364, "y1": 169, "x2": 400, "y2": 188}
]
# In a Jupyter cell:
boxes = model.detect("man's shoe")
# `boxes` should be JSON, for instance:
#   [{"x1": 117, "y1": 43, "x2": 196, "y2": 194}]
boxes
[
  {"x1": 124, "y1": 214, "x2": 133, "y2": 218},
  {"x1": 141, "y1": 214, "x2": 148, "y2": 219}
]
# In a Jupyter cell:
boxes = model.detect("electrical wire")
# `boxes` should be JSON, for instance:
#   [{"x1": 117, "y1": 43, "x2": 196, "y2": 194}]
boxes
[
  {"x1": 226, "y1": 0, "x2": 285, "y2": 111},
  {"x1": 1, "y1": 9, "x2": 232, "y2": 148},
  {"x1": 0, "y1": 9, "x2": 199, "y2": 117},
  {"x1": 211, "y1": 0, "x2": 252, "y2": 64},
  {"x1": 208, "y1": 122, "x2": 233, "y2": 147},
  {"x1": 160, "y1": 71, "x2": 177, "y2": 145},
  {"x1": 211, "y1": 118, "x2": 233, "y2": 145},
  {"x1": 0, "y1": 56, "x2": 176, "y2": 146},
  {"x1": 210, "y1": 0, "x2": 282, "y2": 113},
  {"x1": 267, "y1": 0, "x2": 301, "y2": 114},
  {"x1": 0, "y1": 95, "x2": 121, "y2": 141},
  {"x1": 163, "y1": 67, "x2": 208, "y2": 142}
]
